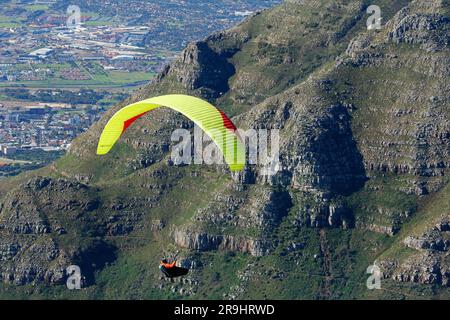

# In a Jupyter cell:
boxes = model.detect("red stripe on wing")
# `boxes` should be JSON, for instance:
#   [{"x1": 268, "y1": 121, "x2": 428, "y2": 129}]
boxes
[
  {"x1": 218, "y1": 110, "x2": 237, "y2": 132},
  {"x1": 122, "y1": 112, "x2": 148, "y2": 134}
]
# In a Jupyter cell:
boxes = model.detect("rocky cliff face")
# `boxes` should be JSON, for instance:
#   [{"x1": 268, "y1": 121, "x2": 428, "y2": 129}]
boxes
[
  {"x1": 0, "y1": 236, "x2": 70, "y2": 286},
  {"x1": 378, "y1": 216, "x2": 450, "y2": 286},
  {"x1": 0, "y1": 0, "x2": 448, "y2": 299},
  {"x1": 0, "y1": 177, "x2": 117, "y2": 286},
  {"x1": 173, "y1": 230, "x2": 271, "y2": 257},
  {"x1": 157, "y1": 35, "x2": 241, "y2": 99}
]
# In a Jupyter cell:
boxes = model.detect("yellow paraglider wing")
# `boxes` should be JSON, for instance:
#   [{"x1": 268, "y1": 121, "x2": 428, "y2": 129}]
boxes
[{"x1": 97, "y1": 94, "x2": 245, "y2": 171}]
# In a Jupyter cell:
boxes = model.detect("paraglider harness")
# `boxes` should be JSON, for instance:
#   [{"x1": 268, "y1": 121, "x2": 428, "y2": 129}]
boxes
[{"x1": 159, "y1": 252, "x2": 189, "y2": 279}]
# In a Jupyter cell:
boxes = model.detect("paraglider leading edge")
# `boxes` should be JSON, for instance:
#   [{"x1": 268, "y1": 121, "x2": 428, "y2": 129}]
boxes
[{"x1": 96, "y1": 94, "x2": 245, "y2": 172}]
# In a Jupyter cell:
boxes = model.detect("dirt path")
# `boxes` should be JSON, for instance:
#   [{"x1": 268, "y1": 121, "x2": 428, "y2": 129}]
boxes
[{"x1": 319, "y1": 229, "x2": 333, "y2": 299}]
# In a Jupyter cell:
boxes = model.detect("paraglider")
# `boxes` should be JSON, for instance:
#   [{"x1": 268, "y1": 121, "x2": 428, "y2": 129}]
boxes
[
  {"x1": 159, "y1": 259, "x2": 189, "y2": 279},
  {"x1": 97, "y1": 94, "x2": 245, "y2": 279},
  {"x1": 96, "y1": 94, "x2": 245, "y2": 171}
]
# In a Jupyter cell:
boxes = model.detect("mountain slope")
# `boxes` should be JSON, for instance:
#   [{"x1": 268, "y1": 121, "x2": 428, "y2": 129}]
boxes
[{"x1": 0, "y1": 0, "x2": 449, "y2": 299}]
